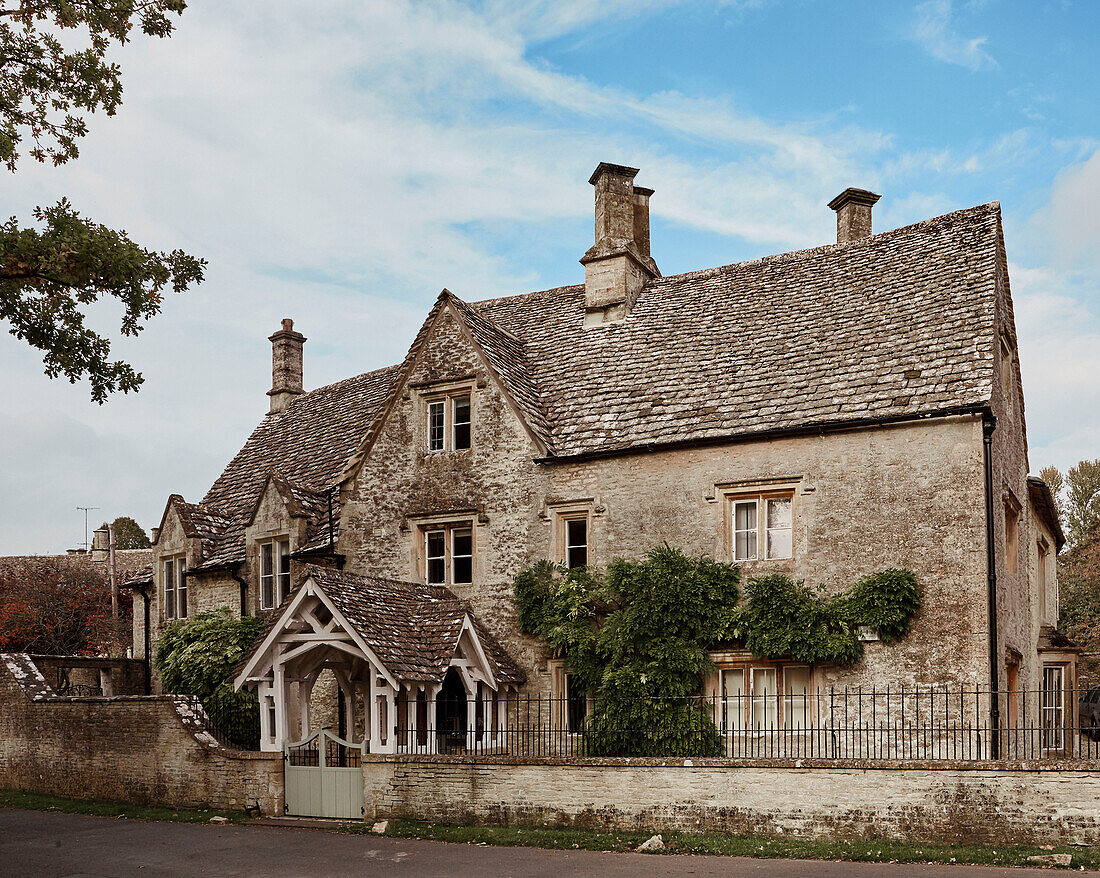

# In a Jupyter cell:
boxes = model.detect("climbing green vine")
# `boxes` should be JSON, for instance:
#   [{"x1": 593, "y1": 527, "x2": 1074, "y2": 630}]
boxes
[{"x1": 513, "y1": 546, "x2": 919, "y2": 756}]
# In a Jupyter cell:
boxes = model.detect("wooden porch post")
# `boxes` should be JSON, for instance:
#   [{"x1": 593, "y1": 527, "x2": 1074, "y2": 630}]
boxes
[
  {"x1": 380, "y1": 683, "x2": 397, "y2": 754},
  {"x1": 368, "y1": 670, "x2": 382, "y2": 753},
  {"x1": 273, "y1": 651, "x2": 289, "y2": 747},
  {"x1": 427, "y1": 683, "x2": 441, "y2": 754}
]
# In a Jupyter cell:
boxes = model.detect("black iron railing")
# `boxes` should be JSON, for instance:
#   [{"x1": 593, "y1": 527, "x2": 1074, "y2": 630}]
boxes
[{"x1": 384, "y1": 686, "x2": 1100, "y2": 761}]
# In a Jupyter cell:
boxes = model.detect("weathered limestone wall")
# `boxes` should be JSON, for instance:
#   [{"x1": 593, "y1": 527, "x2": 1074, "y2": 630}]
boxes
[
  {"x1": 992, "y1": 254, "x2": 1038, "y2": 692},
  {"x1": 340, "y1": 307, "x2": 550, "y2": 689},
  {"x1": 0, "y1": 655, "x2": 282, "y2": 814},
  {"x1": 364, "y1": 755, "x2": 1100, "y2": 846},
  {"x1": 345, "y1": 336, "x2": 991, "y2": 694},
  {"x1": 541, "y1": 416, "x2": 990, "y2": 690}
]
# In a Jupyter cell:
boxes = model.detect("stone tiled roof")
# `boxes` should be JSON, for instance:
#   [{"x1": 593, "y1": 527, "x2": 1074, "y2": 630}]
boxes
[
  {"x1": 0, "y1": 550, "x2": 154, "y2": 590},
  {"x1": 447, "y1": 293, "x2": 554, "y2": 450},
  {"x1": 181, "y1": 201, "x2": 1003, "y2": 571},
  {"x1": 186, "y1": 365, "x2": 400, "y2": 570},
  {"x1": 239, "y1": 566, "x2": 525, "y2": 685},
  {"x1": 471, "y1": 202, "x2": 1001, "y2": 457}
]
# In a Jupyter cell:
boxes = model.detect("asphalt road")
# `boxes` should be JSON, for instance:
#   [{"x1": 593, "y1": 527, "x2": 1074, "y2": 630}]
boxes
[{"x1": 0, "y1": 809, "x2": 1084, "y2": 878}]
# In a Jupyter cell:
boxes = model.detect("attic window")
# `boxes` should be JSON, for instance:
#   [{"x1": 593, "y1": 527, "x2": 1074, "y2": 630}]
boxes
[
  {"x1": 425, "y1": 389, "x2": 473, "y2": 452},
  {"x1": 163, "y1": 556, "x2": 187, "y2": 620},
  {"x1": 260, "y1": 538, "x2": 291, "y2": 609}
]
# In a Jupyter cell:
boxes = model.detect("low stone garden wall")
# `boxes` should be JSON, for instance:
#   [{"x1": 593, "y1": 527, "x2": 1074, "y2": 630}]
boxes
[
  {"x1": 0, "y1": 654, "x2": 281, "y2": 815},
  {"x1": 363, "y1": 753, "x2": 1100, "y2": 846}
]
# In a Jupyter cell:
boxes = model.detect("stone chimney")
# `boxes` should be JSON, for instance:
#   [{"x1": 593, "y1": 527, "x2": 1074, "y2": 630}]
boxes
[
  {"x1": 268, "y1": 318, "x2": 306, "y2": 413},
  {"x1": 828, "y1": 188, "x2": 881, "y2": 244},
  {"x1": 579, "y1": 163, "x2": 660, "y2": 325},
  {"x1": 91, "y1": 526, "x2": 109, "y2": 562}
]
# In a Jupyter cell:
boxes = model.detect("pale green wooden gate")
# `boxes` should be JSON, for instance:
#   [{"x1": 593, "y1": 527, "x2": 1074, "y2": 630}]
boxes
[{"x1": 285, "y1": 730, "x2": 365, "y2": 819}]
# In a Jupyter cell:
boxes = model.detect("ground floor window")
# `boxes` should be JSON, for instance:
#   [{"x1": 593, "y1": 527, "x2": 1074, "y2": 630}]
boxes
[
  {"x1": 1042, "y1": 664, "x2": 1066, "y2": 751},
  {"x1": 719, "y1": 662, "x2": 811, "y2": 732}
]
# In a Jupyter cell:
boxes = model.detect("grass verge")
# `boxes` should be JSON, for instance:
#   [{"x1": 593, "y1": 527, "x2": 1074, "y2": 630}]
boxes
[
  {"x1": 344, "y1": 819, "x2": 1094, "y2": 869},
  {"x1": 0, "y1": 788, "x2": 247, "y2": 824}
]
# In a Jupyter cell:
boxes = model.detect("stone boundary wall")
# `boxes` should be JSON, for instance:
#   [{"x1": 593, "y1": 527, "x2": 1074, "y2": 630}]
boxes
[
  {"x1": 0, "y1": 654, "x2": 282, "y2": 815},
  {"x1": 364, "y1": 754, "x2": 1100, "y2": 846}
]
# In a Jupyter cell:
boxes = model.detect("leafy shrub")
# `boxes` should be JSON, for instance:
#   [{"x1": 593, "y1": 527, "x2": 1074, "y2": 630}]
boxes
[
  {"x1": 154, "y1": 608, "x2": 263, "y2": 749},
  {"x1": 847, "y1": 569, "x2": 921, "y2": 642},
  {"x1": 514, "y1": 545, "x2": 920, "y2": 756},
  {"x1": 739, "y1": 574, "x2": 863, "y2": 666}
]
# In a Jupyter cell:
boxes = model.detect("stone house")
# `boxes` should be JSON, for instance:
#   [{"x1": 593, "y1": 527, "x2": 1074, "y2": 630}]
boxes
[{"x1": 136, "y1": 163, "x2": 1068, "y2": 753}]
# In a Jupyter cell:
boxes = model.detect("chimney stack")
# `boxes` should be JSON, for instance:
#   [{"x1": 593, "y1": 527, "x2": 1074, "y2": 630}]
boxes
[
  {"x1": 91, "y1": 526, "x2": 109, "y2": 562},
  {"x1": 828, "y1": 188, "x2": 881, "y2": 244},
  {"x1": 580, "y1": 163, "x2": 660, "y2": 325},
  {"x1": 268, "y1": 318, "x2": 306, "y2": 413}
]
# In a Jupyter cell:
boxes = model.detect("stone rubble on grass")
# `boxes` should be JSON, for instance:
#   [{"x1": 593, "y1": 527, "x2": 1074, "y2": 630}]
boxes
[
  {"x1": 636, "y1": 834, "x2": 664, "y2": 852},
  {"x1": 371, "y1": 820, "x2": 389, "y2": 834},
  {"x1": 208, "y1": 816, "x2": 228, "y2": 825},
  {"x1": 1026, "y1": 854, "x2": 1073, "y2": 867}
]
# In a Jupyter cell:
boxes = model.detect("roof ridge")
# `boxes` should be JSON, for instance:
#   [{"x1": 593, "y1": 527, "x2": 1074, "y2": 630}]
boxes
[
  {"x1": 468, "y1": 202, "x2": 1000, "y2": 304},
  {"x1": 272, "y1": 363, "x2": 402, "y2": 412},
  {"x1": 649, "y1": 201, "x2": 1001, "y2": 288}
]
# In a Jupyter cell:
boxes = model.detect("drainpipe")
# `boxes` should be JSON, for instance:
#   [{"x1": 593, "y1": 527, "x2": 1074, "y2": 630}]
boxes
[
  {"x1": 982, "y1": 410, "x2": 1000, "y2": 759},
  {"x1": 232, "y1": 566, "x2": 250, "y2": 617},
  {"x1": 327, "y1": 487, "x2": 336, "y2": 550}
]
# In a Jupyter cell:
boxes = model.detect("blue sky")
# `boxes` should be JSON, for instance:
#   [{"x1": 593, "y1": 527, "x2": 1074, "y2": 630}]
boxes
[{"x1": 3, "y1": 0, "x2": 1099, "y2": 552}]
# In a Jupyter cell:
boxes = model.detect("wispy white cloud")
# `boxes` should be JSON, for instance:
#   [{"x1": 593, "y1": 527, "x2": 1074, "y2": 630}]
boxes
[
  {"x1": 911, "y1": 0, "x2": 997, "y2": 71},
  {"x1": 0, "y1": 0, "x2": 1087, "y2": 551}
]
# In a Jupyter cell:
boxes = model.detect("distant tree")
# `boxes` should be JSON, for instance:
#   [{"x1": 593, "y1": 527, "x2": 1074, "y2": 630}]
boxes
[
  {"x1": 0, "y1": 557, "x2": 128, "y2": 654},
  {"x1": 99, "y1": 516, "x2": 151, "y2": 549},
  {"x1": 1039, "y1": 465, "x2": 1065, "y2": 524},
  {"x1": 1043, "y1": 461, "x2": 1100, "y2": 549},
  {"x1": 1059, "y1": 535, "x2": 1100, "y2": 654},
  {"x1": 1, "y1": 1, "x2": 205, "y2": 402}
]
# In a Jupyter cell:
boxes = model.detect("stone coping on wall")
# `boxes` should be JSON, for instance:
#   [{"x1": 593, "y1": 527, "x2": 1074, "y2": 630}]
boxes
[
  {"x1": 363, "y1": 753, "x2": 1100, "y2": 773},
  {"x1": 1, "y1": 652, "x2": 273, "y2": 762}
]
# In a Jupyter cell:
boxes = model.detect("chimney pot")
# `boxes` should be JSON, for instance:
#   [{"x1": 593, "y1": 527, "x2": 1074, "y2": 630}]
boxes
[
  {"x1": 828, "y1": 188, "x2": 881, "y2": 244},
  {"x1": 268, "y1": 318, "x2": 306, "y2": 413}
]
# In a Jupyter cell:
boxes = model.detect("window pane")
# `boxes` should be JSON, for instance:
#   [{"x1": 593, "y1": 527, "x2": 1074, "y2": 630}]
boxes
[
  {"x1": 766, "y1": 498, "x2": 793, "y2": 560},
  {"x1": 721, "y1": 669, "x2": 744, "y2": 730},
  {"x1": 565, "y1": 518, "x2": 587, "y2": 568},
  {"x1": 733, "y1": 501, "x2": 758, "y2": 561},
  {"x1": 261, "y1": 542, "x2": 274, "y2": 609},
  {"x1": 277, "y1": 539, "x2": 291, "y2": 604},
  {"x1": 751, "y1": 668, "x2": 777, "y2": 731},
  {"x1": 164, "y1": 559, "x2": 175, "y2": 620},
  {"x1": 783, "y1": 667, "x2": 811, "y2": 729},
  {"x1": 453, "y1": 396, "x2": 471, "y2": 450},
  {"x1": 428, "y1": 401, "x2": 445, "y2": 451},
  {"x1": 735, "y1": 501, "x2": 757, "y2": 532},
  {"x1": 452, "y1": 529, "x2": 472, "y2": 584},
  {"x1": 177, "y1": 560, "x2": 188, "y2": 618},
  {"x1": 426, "y1": 531, "x2": 446, "y2": 584}
]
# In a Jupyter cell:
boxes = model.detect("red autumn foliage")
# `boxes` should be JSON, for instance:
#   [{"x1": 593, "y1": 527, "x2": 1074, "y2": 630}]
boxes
[{"x1": 0, "y1": 557, "x2": 131, "y2": 655}]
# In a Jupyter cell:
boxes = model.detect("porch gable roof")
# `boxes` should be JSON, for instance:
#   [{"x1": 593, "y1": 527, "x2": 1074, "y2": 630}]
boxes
[{"x1": 235, "y1": 565, "x2": 525, "y2": 688}]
